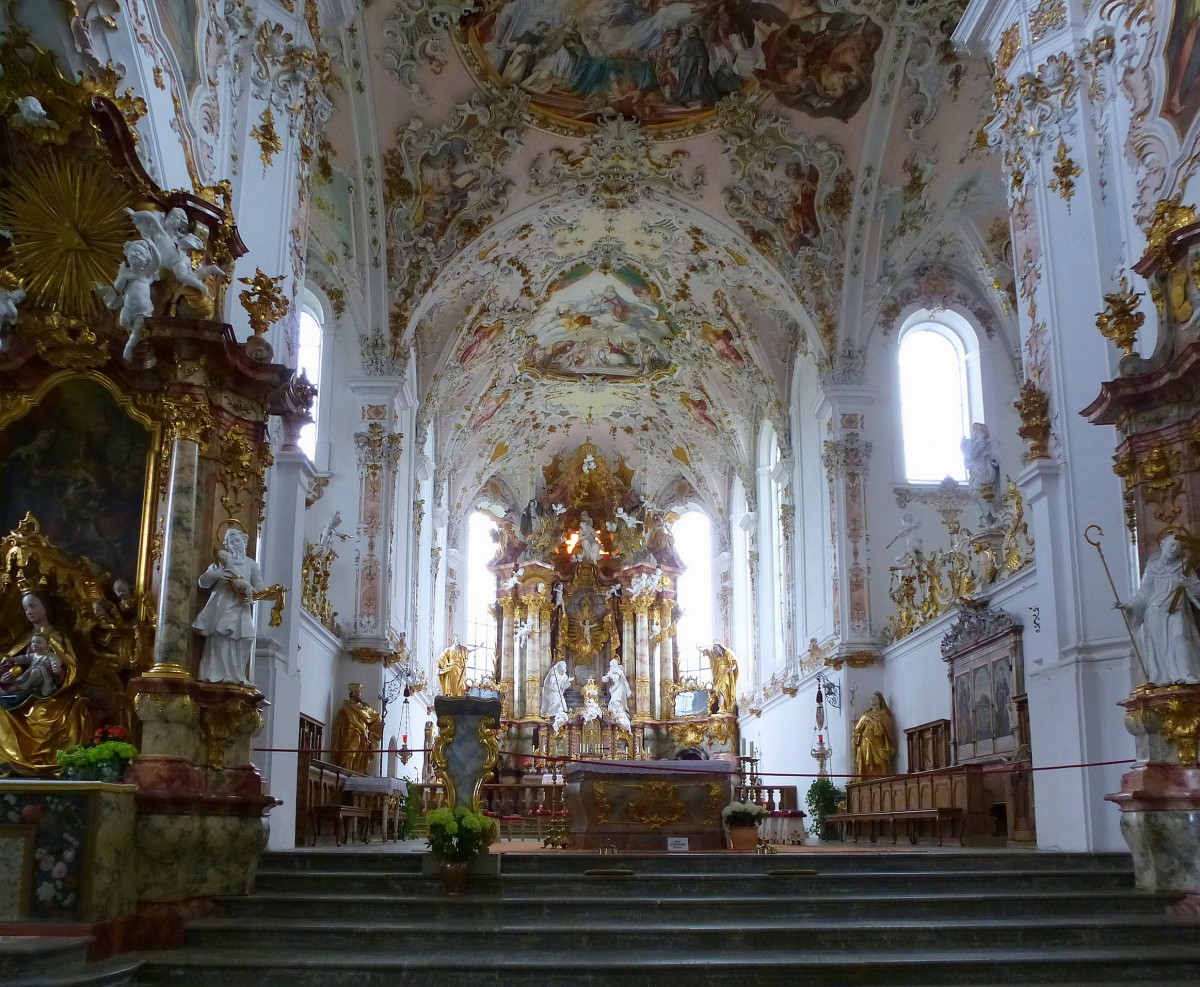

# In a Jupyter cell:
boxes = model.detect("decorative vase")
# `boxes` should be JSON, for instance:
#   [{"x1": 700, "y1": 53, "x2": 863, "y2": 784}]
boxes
[
  {"x1": 728, "y1": 824, "x2": 760, "y2": 851},
  {"x1": 438, "y1": 859, "x2": 471, "y2": 895}
]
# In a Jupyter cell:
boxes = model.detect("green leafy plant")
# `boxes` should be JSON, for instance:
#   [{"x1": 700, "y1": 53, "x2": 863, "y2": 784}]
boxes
[
  {"x1": 425, "y1": 805, "x2": 492, "y2": 862},
  {"x1": 805, "y1": 777, "x2": 844, "y2": 840},
  {"x1": 721, "y1": 799, "x2": 768, "y2": 828},
  {"x1": 56, "y1": 725, "x2": 138, "y2": 776}
]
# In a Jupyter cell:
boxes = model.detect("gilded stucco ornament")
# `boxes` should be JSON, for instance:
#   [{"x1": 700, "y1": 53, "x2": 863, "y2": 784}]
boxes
[
  {"x1": 1095, "y1": 277, "x2": 1146, "y2": 356},
  {"x1": 238, "y1": 268, "x2": 289, "y2": 360},
  {"x1": 250, "y1": 106, "x2": 282, "y2": 169},
  {"x1": 1014, "y1": 378, "x2": 1052, "y2": 461}
]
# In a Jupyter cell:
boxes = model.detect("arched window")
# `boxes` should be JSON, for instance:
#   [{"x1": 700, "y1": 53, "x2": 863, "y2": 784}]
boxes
[
  {"x1": 463, "y1": 509, "x2": 499, "y2": 682},
  {"x1": 897, "y1": 312, "x2": 982, "y2": 483},
  {"x1": 297, "y1": 305, "x2": 324, "y2": 462},
  {"x1": 672, "y1": 510, "x2": 713, "y2": 679}
]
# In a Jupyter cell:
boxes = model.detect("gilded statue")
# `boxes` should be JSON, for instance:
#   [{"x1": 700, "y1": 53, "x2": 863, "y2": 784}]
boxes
[
  {"x1": 0, "y1": 590, "x2": 90, "y2": 775},
  {"x1": 852, "y1": 691, "x2": 897, "y2": 779},
  {"x1": 331, "y1": 682, "x2": 383, "y2": 775},
  {"x1": 706, "y1": 642, "x2": 739, "y2": 715},
  {"x1": 437, "y1": 636, "x2": 469, "y2": 697}
]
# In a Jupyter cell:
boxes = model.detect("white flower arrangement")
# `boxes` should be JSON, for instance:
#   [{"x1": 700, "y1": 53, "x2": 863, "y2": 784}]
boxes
[{"x1": 722, "y1": 800, "x2": 768, "y2": 827}]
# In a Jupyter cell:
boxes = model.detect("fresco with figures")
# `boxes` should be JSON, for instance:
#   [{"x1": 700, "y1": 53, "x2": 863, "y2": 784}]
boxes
[
  {"x1": 463, "y1": 0, "x2": 884, "y2": 129},
  {"x1": 1164, "y1": 0, "x2": 1200, "y2": 135}
]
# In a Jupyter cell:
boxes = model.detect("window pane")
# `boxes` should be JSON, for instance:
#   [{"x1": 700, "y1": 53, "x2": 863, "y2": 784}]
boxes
[
  {"x1": 672, "y1": 511, "x2": 712, "y2": 679},
  {"x1": 464, "y1": 510, "x2": 498, "y2": 682},
  {"x1": 899, "y1": 328, "x2": 968, "y2": 483},
  {"x1": 297, "y1": 310, "x2": 322, "y2": 461}
]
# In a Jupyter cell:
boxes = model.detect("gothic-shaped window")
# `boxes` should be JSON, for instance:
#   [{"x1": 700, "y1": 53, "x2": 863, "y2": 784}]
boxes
[
  {"x1": 898, "y1": 313, "x2": 981, "y2": 483},
  {"x1": 672, "y1": 509, "x2": 713, "y2": 679}
]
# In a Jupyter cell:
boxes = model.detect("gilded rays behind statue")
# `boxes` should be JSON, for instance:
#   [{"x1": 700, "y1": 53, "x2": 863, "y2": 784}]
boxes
[{"x1": 461, "y1": 0, "x2": 883, "y2": 132}]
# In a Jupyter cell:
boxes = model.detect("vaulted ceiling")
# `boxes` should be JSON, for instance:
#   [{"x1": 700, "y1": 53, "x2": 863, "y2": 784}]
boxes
[{"x1": 309, "y1": 0, "x2": 1017, "y2": 514}]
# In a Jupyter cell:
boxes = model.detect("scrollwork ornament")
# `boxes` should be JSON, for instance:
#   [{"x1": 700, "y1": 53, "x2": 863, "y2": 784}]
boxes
[
  {"x1": 163, "y1": 393, "x2": 215, "y2": 445},
  {"x1": 1014, "y1": 378, "x2": 1052, "y2": 460}
]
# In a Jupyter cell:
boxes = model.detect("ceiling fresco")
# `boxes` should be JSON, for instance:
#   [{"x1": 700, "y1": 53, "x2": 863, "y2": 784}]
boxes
[
  {"x1": 299, "y1": 0, "x2": 1014, "y2": 518},
  {"x1": 460, "y1": 0, "x2": 884, "y2": 132}
]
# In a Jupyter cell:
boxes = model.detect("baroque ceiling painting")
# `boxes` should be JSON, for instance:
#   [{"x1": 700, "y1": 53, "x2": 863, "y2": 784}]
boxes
[
  {"x1": 1163, "y1": 0, "x2": 1200, "y2": 135},
  {"x1": 462, "y1": 0, "x2": 884, "y2": 130},
  {"x1": 303, "y1": 0, "x2": 1003, "y2": 518}
]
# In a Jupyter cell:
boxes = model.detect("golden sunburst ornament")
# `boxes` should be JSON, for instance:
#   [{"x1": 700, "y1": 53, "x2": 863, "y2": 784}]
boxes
[{"x1": 0, "y1": 154, "x2": 134, "y2": 315}]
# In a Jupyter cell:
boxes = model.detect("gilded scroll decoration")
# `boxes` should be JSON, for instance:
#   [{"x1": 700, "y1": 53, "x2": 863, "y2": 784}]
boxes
[
  {"x1": 301, "y1": 540, "x2": 340, "y2": 635},
  {"x1": 1095, "y1": 277, "x2": 1145, "y2": 356}
]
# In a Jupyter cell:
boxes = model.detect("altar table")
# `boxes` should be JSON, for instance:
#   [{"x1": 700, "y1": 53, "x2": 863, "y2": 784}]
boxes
[{"x1": 564, "y1": 759, "x2": 736, "y2": 851}]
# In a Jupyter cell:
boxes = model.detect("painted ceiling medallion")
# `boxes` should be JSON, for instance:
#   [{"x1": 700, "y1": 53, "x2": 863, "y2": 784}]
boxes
[{"x1": 459, "y1": 0, "x2": 884, "y2": 134}]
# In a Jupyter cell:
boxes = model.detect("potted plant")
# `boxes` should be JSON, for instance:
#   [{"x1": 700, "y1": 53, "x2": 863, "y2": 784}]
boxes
[
  {"x1": 55, "y1": 725, "x2": 138, "y2": 782},
  {"x1": 722, "y1": 799, "x2": 767, "y2": 850},
  {"x1": 805, "y1": 777, "x2": 845, "y2": 841},
  {"x1": 425, "y1": 804, "x2": 493, "y2": 893}
]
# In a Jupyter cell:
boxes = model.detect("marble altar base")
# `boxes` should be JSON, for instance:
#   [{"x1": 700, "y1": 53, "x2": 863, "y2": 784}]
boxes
[{"x1": 564, "y1": 759, "x2": 735, "y2": 851}]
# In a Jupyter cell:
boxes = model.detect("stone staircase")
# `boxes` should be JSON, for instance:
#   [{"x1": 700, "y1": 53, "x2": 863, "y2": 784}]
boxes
[
  {"x1": 126, "y1": 849, "x2": 1199, "y2": 986},
  {"x1": 0, "y1": 936, "x2": 139, "y2": 987}
]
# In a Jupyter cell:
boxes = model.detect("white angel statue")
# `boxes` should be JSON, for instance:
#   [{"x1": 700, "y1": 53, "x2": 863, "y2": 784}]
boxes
[
  {"x1": 126, "y1": 206, "x2": 222, "y2": 295},
  {"x1": 94, "y1": 238, "x2": 159, "y2": 361}
]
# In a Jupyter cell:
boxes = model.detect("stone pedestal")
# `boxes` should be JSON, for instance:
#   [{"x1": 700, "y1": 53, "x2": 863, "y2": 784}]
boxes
[
  {"x1": 127, "y1": 676, "x2": 276, "y2": 945},
  {"x1": 1106, "y1": 685, "x2": 1200, "y2": 914},
  {"x1": 431, "y1": 695, "x2": 502, "y2": 811}
]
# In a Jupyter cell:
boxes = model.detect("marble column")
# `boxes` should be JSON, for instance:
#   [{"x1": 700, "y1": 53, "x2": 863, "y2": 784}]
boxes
[
  {"x1": 633, "y1": 595, "x2": 653, "y2": 721},
  {"x1": 499, "y1": 595, "x2": 518, "y2": 718}
]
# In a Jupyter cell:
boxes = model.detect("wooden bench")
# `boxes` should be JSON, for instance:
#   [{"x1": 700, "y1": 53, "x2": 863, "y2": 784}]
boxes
[
  {"x1": 301, "y1": 755, "x2": 372, "y2": 846},
  {"x1": 827, "y1": 807, "x2": 964, "y2": 846}
]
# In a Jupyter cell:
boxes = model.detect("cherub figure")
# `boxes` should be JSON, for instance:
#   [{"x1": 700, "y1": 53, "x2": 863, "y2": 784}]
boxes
[
  {"x1": 0, "y1": 274, "x2": 25, "y2": 352},
  {"x1": 126, "y1": 207, "x2": 222, "y2": 294},
  {"x1": 95, "y1": 238, "x2": 159, "y2": 361}
]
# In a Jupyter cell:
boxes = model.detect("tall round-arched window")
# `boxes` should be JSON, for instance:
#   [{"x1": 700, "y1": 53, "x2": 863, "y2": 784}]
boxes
[
  {"x1": 463, "y1": 509, "x2": 499, "y2": 682},
  {"x1": 297, "y1": 307, "x2": 323, "y2": 462},
  {"x1": 672, "y1": 510, "x2": 713, "y2": 679},
  {"x1": 898, "y1": 314, "x2": 980, "y2": 483}
]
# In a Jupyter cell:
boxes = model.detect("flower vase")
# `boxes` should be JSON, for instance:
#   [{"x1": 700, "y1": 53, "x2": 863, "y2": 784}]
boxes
[
  {"x1": 438, "y1": 859, "x2": 471, "y2": 895},
  {"x1": 64, "y1": 759, "x2": 124, "y2": 783},
  {"x1": 728, "y1": 824, "x2": 760, "y2": 851}
]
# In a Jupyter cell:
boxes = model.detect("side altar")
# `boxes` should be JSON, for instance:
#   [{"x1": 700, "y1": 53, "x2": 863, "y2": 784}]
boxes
[{"x1": 564, "y1": 758, "x2": 735, "y2": 851}]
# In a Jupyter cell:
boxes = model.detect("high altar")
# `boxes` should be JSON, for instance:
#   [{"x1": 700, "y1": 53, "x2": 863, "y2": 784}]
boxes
[{"x1": 477, "y1": 442, "x2": 739, "y2": 768}]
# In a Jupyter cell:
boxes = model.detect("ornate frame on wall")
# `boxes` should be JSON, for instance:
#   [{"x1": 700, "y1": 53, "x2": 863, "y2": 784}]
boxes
[{"x1": 941, "y1": 602, "x2": 1023, "y2": 763}]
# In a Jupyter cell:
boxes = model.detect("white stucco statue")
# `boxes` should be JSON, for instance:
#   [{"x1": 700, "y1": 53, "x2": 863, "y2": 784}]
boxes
[
  {"x1": 194, "y1": 528, "x2": 264, "y2": 685},
  {"x1": 95, "y1": 238, "x2": 158, "y2": 361},
  {"x1": 1127, "y1": 534, "x2": 1200, "y2": 686},
  {"x1": 0, "y1": 279, "x2": 25, "y2": 352},
  {"x1": 127, "y1": 206, "x2": 222, "y2": 294},
  {"x1": 317, "y1": 510, "x2": 344, "y2": 554},
  {"x1": 961, "y1": 422, "x2": 1001, "y2": 526},
  {"x1": 577, "y1": 512, "x2": 602, "y2": 563},
  {"x1": 541, "y1": 659, "x2": 571, "y2": 733},
  {"x1": 602, "y1": 658, "x2": 631, "y2": 733},
  {"x1": 579, "y1": 678, "x2": 604, "y2": 726},
  {"x1": 514, "y1": 615, "x2": 533, "y2": 657}
]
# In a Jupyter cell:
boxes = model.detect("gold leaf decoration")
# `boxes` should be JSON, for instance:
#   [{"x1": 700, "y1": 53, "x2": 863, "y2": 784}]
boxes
[{"x1": 0, "y1": 155, "x2": 133, "y2": 315}]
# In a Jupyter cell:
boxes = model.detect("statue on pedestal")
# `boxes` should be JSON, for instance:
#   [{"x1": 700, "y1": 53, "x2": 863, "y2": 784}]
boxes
[
  {"x1": 332, "y1": 682, "x2": 383, "y2": 775},
  {"x1": 194, "y1": 528, "x2": 263, "y2": 686},
  {"x1": 541, "y1": 659, "x2": 570, "y2": 733},
  {"x1": 961, "y1": 422, "x2": 1001, "y2": 527},
  {"x1": 602, "y1": 658, "x2": 631, "y2": 733},
  {"x1": 437, "y1": 637, "x2": 469, "y2": 697},
  {"x1": 706, "y1": 642, "x2": 739, "y2": 715},
  {"x1": 852, "y1": 691, "x2": 897, "y2": 778},
  {"x1": 1127, "y1": 534, "x2": 1200, "y2": 685}
]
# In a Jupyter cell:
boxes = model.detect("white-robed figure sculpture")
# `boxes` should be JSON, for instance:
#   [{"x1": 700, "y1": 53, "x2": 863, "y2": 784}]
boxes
[
  {"x1": 1127, "y1": 534, "x2": 1200, "y2": 686},
  {"x1": 194, "y1": 527, "x2": 264, "y2": 685},
  {"x1": 541, "y1": 659, "x2": 571, "y2": 733},
  {"x1": 602, "y1": 658, "x2": 631, "y2": 733}
]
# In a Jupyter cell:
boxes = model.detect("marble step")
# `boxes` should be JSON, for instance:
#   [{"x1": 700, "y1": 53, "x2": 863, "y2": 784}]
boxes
[
  {"x1": 0, "y1": 938, "x2": 140, "y2": 987},
  {"x1": 181, "y1": 913, "x2": 1200, "y2": 955},
  {"x1": 130, "y1": 942, "x2": 1200, "y2": 987},
  {"x1": 257, "y1": 849, "x2": 1134, "y2": 876},
  {"x1": 219, "y1": 887, "x2": 1177, "y2": 923},
  {"x1": 251, "y1": 866, "x2": 1138, "y2": 897}
]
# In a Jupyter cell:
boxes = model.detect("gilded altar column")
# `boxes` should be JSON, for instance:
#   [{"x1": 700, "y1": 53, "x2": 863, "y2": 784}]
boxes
[
  {"x1": 150, "y1": 393, "x2": 215, "y2": 674},
  {"x1": 632, "y1": 594, "x2": 653, "y2": 722},
  {"x1": 957, "y1": 1, "x2": 1136, "y2": 853}
]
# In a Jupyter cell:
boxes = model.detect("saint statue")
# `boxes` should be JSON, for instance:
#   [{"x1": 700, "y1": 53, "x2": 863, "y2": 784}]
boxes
[
  {"x1": 577, "y1": 512, "x2": 602, "y2": 563},
  {"x1": 1126, "y1": 534, "x2": 1200, "y2": 685},
  {"x1": 602, "y1": 658, "x2": 631, "y2": 733},
  {"x1": 852, "y1": 691, "x2": 897, "y2": 779},
  {"x1": 0, "y1": 591, "x2": 90, "y2": 775},
  {"x1": 331, "y1": 682, "x2": 383, "y2": 775},
  {"x1": 961, "y1": 422, "x2": 1001, "y2": 527},
  {"x1": 541, "y1": 659, "x2": 571, "y2": 733},
  {"x1": 194, "y1": 528, "x2": 264, "y2": 685},
  {"x1": 437, "y1": 637, "x2": 469, "y2": 697},
  {"x1": 707, "y1": 642, "x2": 739, "y2": 715}
]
